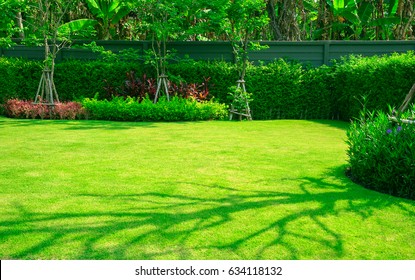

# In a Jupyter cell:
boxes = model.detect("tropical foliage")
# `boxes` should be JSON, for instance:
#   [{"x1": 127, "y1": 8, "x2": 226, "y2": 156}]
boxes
[
  {"x1": 2, "y1": 0, "x2": 415, "y2": 42},
  {"x1": 264, "y1": 0, "x2": 415, "y2": 40}
]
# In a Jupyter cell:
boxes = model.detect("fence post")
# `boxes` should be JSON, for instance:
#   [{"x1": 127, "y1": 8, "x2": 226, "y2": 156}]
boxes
[
  {"x1": 323, "y1": 42, "x2": 330, "y2": 65},
  {"x1": 142, "y1": 41, "x2": 149, "y2": 56}
]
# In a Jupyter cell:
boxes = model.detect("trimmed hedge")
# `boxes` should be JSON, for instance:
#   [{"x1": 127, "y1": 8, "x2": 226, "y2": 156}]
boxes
[
  {"x1": 168, "y1": 60, "x2": 334, "y2": 119},
  {"x1": 168, "y1": 60, "x2": 238, "y2": 104},
  {"x1": 332, "y1": 52, "x2": 415, "y2": 120},
  {"x1": 54, "y1": 60, "x2": 147, "y2": 101},
  {"x1": 82, "y1": 96, "x2": 228, "y2": 122},
  {"x1": 0, "y1": 58, "x2": 42, "y2": 102},
  {"x1": 1, "y1": 52, "x2": 415, "y2": 120}
]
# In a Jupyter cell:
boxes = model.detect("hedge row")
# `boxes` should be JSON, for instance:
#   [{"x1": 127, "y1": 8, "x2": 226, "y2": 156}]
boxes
[
  {"x1": 1, "y1": 52, "x2": 415, "y2": 120},
  {"x1": 333, "y1": 52, "x2": 415, "y2": 120}
]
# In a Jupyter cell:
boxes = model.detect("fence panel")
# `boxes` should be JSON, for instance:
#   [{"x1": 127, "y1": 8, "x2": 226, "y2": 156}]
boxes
[{"x1": 2, "y1": 41, "x2": 415, "y2": 66}]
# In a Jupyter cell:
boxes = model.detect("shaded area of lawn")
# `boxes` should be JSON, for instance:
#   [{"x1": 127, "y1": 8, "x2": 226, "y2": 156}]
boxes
[
  {"x1": 0, "y1": 117, "x2": 414, "y2": 260},
  {"x1": 2, "y1": 167, "x2": 414, "y2": 260}
]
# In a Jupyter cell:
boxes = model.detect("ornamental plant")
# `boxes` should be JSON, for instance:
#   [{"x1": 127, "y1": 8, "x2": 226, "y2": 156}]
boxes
[
  {"x1": 5, "y1": 99, "x2": 49, "y2": 119},
  {"x1": 346, "y1": 107, "x2": 415, "y2": 200},
  {"x1": 4, "y1": 99, "x2": 85, "y2": 120},
  {"x1": 103, "y1": 71, "x2": 212, "y2": 103},
  {"x1": 53, "y1": 101, "x2": 86, "y2": 120}
]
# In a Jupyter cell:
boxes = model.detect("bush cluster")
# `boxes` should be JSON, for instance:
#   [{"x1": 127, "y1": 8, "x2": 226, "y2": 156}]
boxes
[
  {"x1": 4, "y1": 99, "x2": 85, "y2": 120},
  {"x1": 2, "y1": 51, "x2": 415, "y2": 120},
  {"x1": 346, "y1": 108, "x2": 415, "y2": 200},
  {"x1": 82, "y1": 96, "x2": 228, "y2": 122}
]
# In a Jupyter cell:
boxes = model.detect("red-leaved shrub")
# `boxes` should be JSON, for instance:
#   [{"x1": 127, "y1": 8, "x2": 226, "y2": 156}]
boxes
[
  {"x1": 104, "y1": 72, "x2": 211, "y2": 102},
  {"x1": 4, "y1": 99, "x2": 85, "y2": 120},
  {"x1": 53, "y1": 102, "x2": 86, "y2": 120}
]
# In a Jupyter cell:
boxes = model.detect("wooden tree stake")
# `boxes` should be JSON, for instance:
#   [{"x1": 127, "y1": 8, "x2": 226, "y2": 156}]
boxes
[
  {"x1": 229, "y1": 79, "x2": 252, "y2": 121},
  {"x1": 154, "y1": 74, "x2": 170, "y2": 103},
  {"x1": 34, "y1": 69, "x2": 59, "y2": 105}
]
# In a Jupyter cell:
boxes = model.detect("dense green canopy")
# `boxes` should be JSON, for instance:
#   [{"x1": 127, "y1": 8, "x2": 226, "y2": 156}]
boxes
[{"x1": 1, "y1": 0, "x2": 415, "y2": 45}]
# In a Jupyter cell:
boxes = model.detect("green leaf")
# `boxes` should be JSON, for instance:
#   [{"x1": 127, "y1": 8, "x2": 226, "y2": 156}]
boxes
[
  {"x1": 303, "y1": 1, "x2": 317, "y2": 12},
  {"x1": 342, "y1": 11, "x2": 359, "y2": 25},
  {"x1": 58, "y1": 19, "x2": 98, "y2": 35},
  {"x1": 357, "y1": 1, "x2": 375, "y2": 25},
  {"x1": 387, "y1": 0, "x2": 399, "y2": 16},
  {"x1": 368, "y1": 17, "x2": 402, "y2": 27},
  {"x1": 85, "y1": 0, "x2": 104, "y2": 19},
  {"x1": 108, "y1": 0, "x2": 121, "y2": 14},
  {"x1": 110, "y1": 6, "x2": 130, "y2": 25},
  {"x1": 333, "y1": 0, "x2": 345, "y2": 11}
]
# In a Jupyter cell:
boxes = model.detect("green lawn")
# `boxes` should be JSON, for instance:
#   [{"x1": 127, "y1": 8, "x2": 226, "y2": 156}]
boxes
[{"x1": 0, "y1": 116, "x2": 414, "y2": 260}]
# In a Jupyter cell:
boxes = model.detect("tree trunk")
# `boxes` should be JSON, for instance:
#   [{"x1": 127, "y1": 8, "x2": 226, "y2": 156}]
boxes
[
  {"x1": 275, "y1": 0, "x2": 301, "y2": 41},
  {"x1": 316, "y1": 0, "x2": 333, "y2": 40},
  {"x1": 16, "y1": 11, "x2": 25, "y2": 39},
  {"x1": 394, "y1": 0, "x2": 415, "y2": 39},
  {"x1": 266, "y1": 0, "x2": 282, "y2": 40}
]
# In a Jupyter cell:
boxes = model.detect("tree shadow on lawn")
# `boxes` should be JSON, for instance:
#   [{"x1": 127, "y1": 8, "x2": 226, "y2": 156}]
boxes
[
  {"x1": 2, "y1": 165, "x2": 414, "y2": 260},
  {"x1": 0, "y1": 117, "x2": 210, "y2": 131},
  {"x1": 307, "y1": 119, "x2": 350, "y2": 130},
  {"x1": 0, "y1": 117, "x2": 157, "y2": 130}
]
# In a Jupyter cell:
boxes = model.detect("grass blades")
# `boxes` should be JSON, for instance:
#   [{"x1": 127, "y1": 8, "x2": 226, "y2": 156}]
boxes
[{"x1": 0, "y1": 117, "x2": 414, "y2": 260}]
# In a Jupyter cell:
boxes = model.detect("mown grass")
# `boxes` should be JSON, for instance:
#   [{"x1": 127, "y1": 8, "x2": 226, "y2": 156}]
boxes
[{"x1": 0, "y1": 117, "x2": 414, "y2": 260}]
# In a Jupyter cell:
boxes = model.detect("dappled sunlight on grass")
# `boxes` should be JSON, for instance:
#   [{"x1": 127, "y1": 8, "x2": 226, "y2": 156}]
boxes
[{"x1": 2, "y1": 174, "x2": 414, "y2": 260}]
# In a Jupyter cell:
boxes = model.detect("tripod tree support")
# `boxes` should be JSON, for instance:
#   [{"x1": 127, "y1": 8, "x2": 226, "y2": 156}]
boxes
[
  {"x1": 154, "y1": 74, "x2": 170, "y2": 103},
  {"x1": 34, "y1": 69, "x2": 59, "y2": 105},
  {"x1": 389, "y1": 82, "x2": 415, "y2": 124},
  {"x1": 229, "y1": 79, "x2": 252, "y2": 121}
]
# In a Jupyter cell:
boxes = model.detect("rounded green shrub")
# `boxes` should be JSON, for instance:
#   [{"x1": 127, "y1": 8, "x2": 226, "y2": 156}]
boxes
[{"x1": 346, "y1": 108, "x2": 415, "y2": 200}]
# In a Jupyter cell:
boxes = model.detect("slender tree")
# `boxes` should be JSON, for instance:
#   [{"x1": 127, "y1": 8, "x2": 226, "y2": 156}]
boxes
[
  {"x1": 136, "y1": 0, "x2": 189, "y2": 102},
  {"x1": 224, "y1": 0, "x2": 268, "y2": 120},
  {"x1": 225, "y1": 0, "x2": 268, "y2": 81},
  {"x1": 270, "y1": 0, "x2": 302, "y2": 41},
  {"x1": 33, "y1": 0, "x2": 97, "y2": 104}
]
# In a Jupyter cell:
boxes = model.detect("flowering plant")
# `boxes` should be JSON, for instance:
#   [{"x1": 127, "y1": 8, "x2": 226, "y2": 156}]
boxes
[{"x1": 346, "y1": 108, "x2": 415, "y2": 200}]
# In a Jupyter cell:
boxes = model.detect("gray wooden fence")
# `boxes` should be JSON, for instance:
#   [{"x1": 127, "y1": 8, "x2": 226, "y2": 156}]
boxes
[{"x1": 1, "y1": 40, "x2": 415, "y2": 66}]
